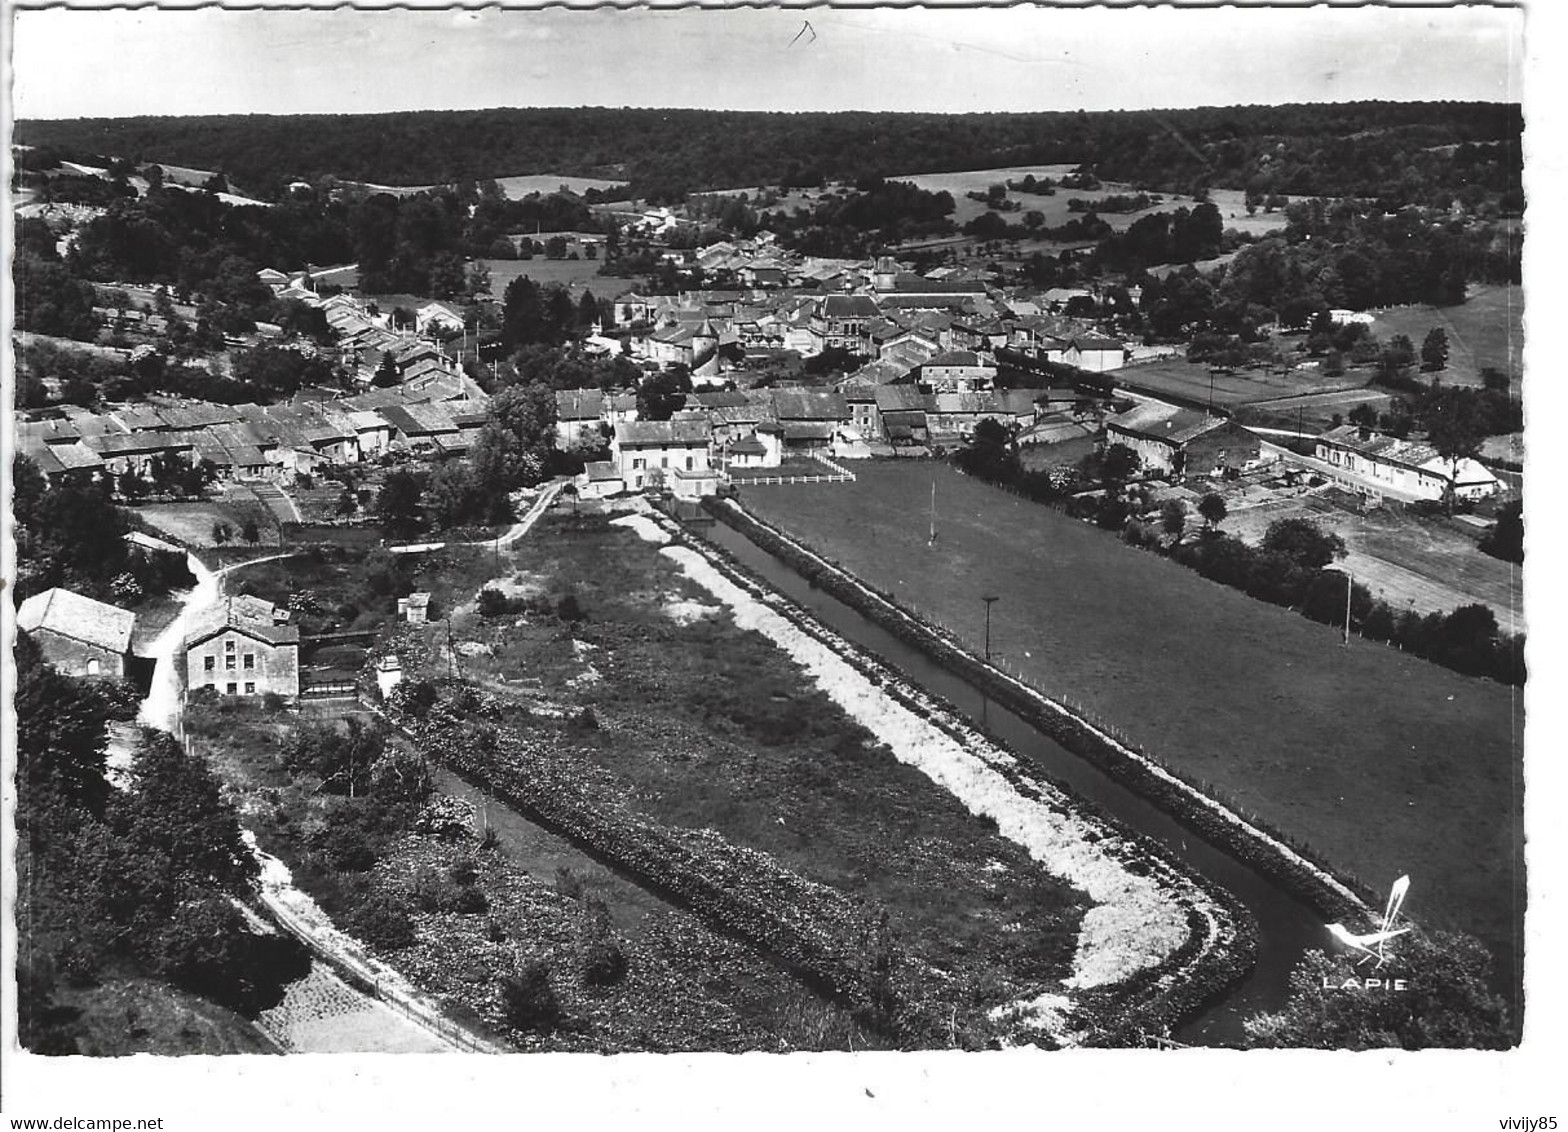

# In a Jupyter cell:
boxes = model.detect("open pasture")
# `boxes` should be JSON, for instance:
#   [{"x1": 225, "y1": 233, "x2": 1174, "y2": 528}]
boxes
[
  {"x1": 1368, "y1": 284, "x2": 1523, "y2": 395},
  {"x1": 1109, "y1": 356, "x2": 1365, "y2": 411},
  {"x1": 740, "y1": 461, "x2": 1523, "y2": 990}
]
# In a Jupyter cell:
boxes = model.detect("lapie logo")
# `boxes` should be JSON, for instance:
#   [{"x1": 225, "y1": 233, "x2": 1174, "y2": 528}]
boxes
[{"x1": 1322, "y1": 875, "x2": 1412, "y2": 990}]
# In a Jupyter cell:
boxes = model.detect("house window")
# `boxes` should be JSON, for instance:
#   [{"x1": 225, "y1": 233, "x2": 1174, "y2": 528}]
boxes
[
  {"x1": 205, "y1": 656, "x2": 216, "y2": 671},
  {"x1": 226, "y1": 683, "x2": 237, "y2": 695},
  {"x1": 87, "y1": 658, "x2": 101, "y2": 676},
  {"x1": 244, "y1": 654, "x2": 255, "y2": 670},
  {"x1": 225, "y1": 640, "x2": 236, "y2": 652},
  {"x1": 244, "y1": 682, "x2": 256, "y2": 695},
  {"x1": 226, "y1": 655, "x2": 237, "y2": 670},
  {"x1": 686, "y1": 456, "x2": 694, "y2": 470}
]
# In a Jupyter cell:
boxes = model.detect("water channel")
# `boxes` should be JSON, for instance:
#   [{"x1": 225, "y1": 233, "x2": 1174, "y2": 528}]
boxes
[{"x1": 698, "y1": 518, "x2": 1332, "y2": 1046}]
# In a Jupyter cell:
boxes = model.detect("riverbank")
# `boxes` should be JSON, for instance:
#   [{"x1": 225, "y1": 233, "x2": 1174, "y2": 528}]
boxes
[{"x1": 616, "y1": 508, "x2": 1252, "y2": 1043}]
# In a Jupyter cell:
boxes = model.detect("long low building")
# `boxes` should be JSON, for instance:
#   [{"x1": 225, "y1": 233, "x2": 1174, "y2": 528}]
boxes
[{"x1": 1312, "y1": 425, "x2": 1502, "y2": 503}]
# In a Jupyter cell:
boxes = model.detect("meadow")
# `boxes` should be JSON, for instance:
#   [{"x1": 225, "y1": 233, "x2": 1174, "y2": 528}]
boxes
[
  {"x1": 1368, "y1": 283, "x2": 1524, "y2": 395},
  {"x1": 1109, "y1": 356, "x2": 1367, "y2": 412},
  {"x1": 480, "y1": 257, "x2": 612, "y2": 300},
  {"x1": 888, "y1": 166, "x2": 1296, "y2": 238},
  {"x1": 740, "y1": 461, "x2": 1524, "y2": 991}
]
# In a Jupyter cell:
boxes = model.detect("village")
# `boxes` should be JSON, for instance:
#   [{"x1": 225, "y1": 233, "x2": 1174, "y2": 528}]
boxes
[
  {"x1": 6, "y1": 40, "x2": 1532, "y2": 1087},
  {"x1": 15, "y1": 216, "x2": 1518, "y2": 712}
]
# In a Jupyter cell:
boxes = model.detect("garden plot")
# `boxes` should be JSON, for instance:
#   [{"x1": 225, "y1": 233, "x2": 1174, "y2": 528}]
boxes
[{"x1": 400, "y1": 511, "x2": 1114, "y2": 1043}]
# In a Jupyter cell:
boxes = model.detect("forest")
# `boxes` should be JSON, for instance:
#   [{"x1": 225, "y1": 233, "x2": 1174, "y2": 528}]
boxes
[{"x1": 15, "y1": 100, "x2": 1522, "y2": 208}]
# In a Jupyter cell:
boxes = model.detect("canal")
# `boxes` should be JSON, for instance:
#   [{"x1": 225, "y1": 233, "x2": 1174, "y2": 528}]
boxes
[{"x1": 699, "y1": 517, "x2": 1331, "y2": 1046}]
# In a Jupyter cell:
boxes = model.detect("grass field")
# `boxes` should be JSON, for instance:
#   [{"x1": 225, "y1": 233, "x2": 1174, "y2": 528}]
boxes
[
  {"x1": 480, "y1": 257, "x2": 612, "y2": 300},
  {"x1": 739, "y1": 462, "x2": 1523, "y2": 987},
  {"x1": 1219, "y1": 493, "x2": 1524, "y2": 627},
  {"x1": 1110, "y1": 356, "x2": 1367, "y2": 411},
  {"x1": 494, "y1": 173, "x2": 627, "y2": 198},
  {"x1": 887, "y1": 166, "x2": 1296, "y2": 238},
  {"x1": 1368, "y1": 283, "x2": 1523, "y2": 394},
  {"x1": 133, "y1": 491, "x2": 281, "y2": 548}
]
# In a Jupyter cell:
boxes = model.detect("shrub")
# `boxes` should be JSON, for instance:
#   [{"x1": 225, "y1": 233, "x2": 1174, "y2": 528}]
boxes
[
  {"x1": 478, "y1": 587, "x2": 522, "y2": 618},
  {"x1": 321, "y1": 820, "x2": 377, "y2": 872},
  {"x1": 499, "y1": 960, "x2": 562, "y2": 1032},
  {"x1": 582, "y1": 940, "x2": 629, "y2": 987},
  {"x1": 261, "y1": 691, "x2": 286, "y2": 712},
  {"x1": 554, "y1": 866, "x2": 584, "y2": 900},
  {"x1": 449, "y1": 857, "x2": 480, "y2": 886},
  {"x1": 556, "y1": 593, "x2": 585, "y2": 622},
  {"x1": 344, "y1": 893, "x2": 417, "y2": 950}
]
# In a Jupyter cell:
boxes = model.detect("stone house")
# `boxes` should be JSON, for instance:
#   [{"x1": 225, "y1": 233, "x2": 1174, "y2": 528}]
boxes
[
  {"x1": 16, "y1": 588, "x2": 137, "y2": 680},
  {"x1": 184, "y1": 595, "x2": 300, "y2": 700}
]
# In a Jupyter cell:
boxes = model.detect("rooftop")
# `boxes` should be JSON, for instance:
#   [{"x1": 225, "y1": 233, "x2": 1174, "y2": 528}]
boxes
[{"x1": 17, "y1": 588, "x2": 137, "y2": 654}]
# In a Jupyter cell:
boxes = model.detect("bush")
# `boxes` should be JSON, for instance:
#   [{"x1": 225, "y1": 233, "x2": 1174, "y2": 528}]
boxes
[
  {"x1": 582, "y1": 940, "x2": 629, "y2": 987},
  {"x1": 343, "y1": 893, "x2": 417, "y2": 950},
  {"x1": 499, "y1": 960, "x2": 562, "y2": 1032},
  {"x1": 320, "y1": 819, "x2": 378, "y2": 872},
  {"x1": 556, "y1": 593, "x2": 585, "y2": 622},
  {"x1": 478, "y1": 587, "x2": 521, "y2": 618},
  {"x1": 410, "y1": 864, "x2": 489, "y2": 913}
]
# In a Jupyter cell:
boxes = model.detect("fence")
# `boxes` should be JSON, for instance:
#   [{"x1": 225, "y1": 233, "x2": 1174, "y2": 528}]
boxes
[{"x1": 725, "y1": 455, "x2": 857, "y2": 487}]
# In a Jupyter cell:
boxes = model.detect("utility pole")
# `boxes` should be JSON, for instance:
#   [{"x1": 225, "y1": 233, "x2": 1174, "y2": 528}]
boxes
[
  {"x1": 1342, "y1": 567, "x2": 1352, "y2": 647},
  {"x1": 981, "y1": 595, "x2": 999, "y2": 731},
  {"x1": 982, "y1": 595, "x2": 1000, "y2": 661}
]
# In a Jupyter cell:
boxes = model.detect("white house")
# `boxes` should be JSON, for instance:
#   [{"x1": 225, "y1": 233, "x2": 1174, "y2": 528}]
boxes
[
  {"x1": 415, "y1": 302, "x2": 465, "y2": 336},
  {"x1": 1313, "y1": 426, "x2": 1502, "y2": 503},
  {"x1": 611, "y1": 420, "x2": 713, "y2": 493}
]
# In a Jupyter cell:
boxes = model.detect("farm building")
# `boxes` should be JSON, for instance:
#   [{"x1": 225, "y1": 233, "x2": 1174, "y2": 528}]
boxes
[
  {"x1": 1105, "y1": 402, "x2": 1263, "y2": 479},
  {"x1": 184, "y1": 595, "x2": 300, "y2": 700},
  {"x1": 17, "y1": 588, "x2": 137, "y2": 680},
  {"x1": 1312, "y1": 426, "x2": 1502, "y2": 503}
]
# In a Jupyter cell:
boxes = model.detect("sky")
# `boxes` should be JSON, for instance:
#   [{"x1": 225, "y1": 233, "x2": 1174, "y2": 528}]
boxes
[{"x1": 7, "y1": 4, "x2": 1524, "y2": 121}]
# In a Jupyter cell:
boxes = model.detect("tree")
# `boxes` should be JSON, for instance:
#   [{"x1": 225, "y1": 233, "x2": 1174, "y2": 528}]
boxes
[
  {"x1": 1160, "y1": 499, "x2": 1187, "y2": 542},
  {"x1": 111, "y1": 731, "x2": 258, "y2": 895},
  {"x1": 211, "y1": 521, "x2": 232, "y2": 545},
  {"x1": 1261, "y1": 517, "x2": 1345, "y2": 571},
  {"x1": 13, "y1": 634, "x2": 120, "y2": 818},
  {"x1": 372, "y1": 353, "x2": 402, "y2": 388},
  {"x1": 1197, "y1": 492, "x2": 1229, "y2": 531},
  {"x1": 375, "y1": 470, "x2": 426, "y2": 538},
  {"x1": 1244, "y1": 930, "x2": 1513, "y2": 1050},
  {"x1": 1099, "y1": 443, "x2": 1141, "y2": 489},
  {"x1": 637, "y1": 366, "x2": 692, "y2": 422},
  {"x1": 1420, "y1": 327, "x2": 1450, "y2": 372},
  {"x1": 241, "y1": 518, "x2": 261, "y2": 546},
  {"x1": 1479, "y1": 500, "x2": 1523, "y2": 564},
  {"x1": 284, "y1": 718, "x2": 386, "y2": 797},
  {"x1": 1378, "y1": 334, "x2": 1416, "y2": 381},
  {"x1": 1423, "y1": 386, "x2": 1488, "y2": 514}
]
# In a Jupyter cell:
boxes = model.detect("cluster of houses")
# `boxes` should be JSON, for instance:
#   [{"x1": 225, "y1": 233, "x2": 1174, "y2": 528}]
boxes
[
  {"x1": 609, "y1": 251, "x2": 1130, "y2": 382},
  {"x1": 18, "y1": 359, "x2": 487, "y2": 487}
]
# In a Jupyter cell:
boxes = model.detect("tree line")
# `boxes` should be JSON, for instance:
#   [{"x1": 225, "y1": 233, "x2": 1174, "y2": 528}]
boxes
[{"x1": 15, "y1": 100, "x2": 1520, "y2": 209}]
